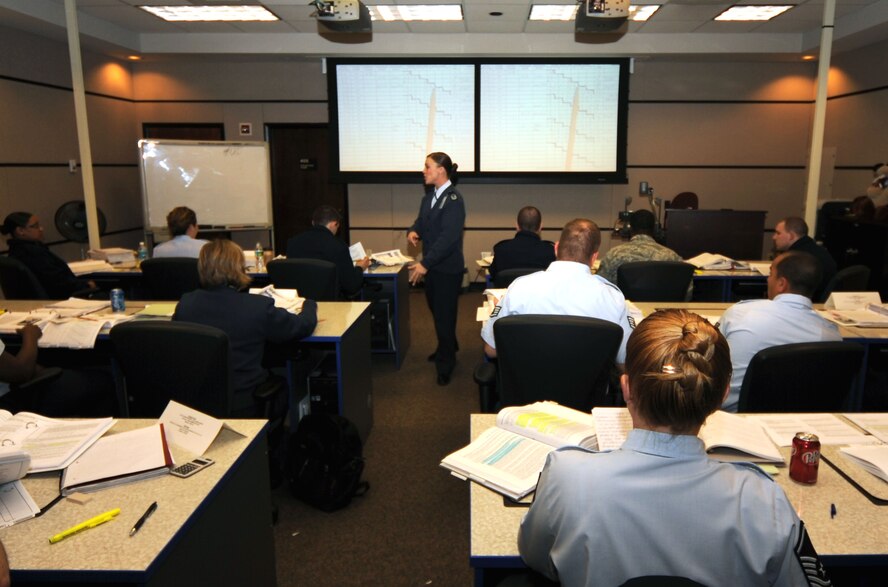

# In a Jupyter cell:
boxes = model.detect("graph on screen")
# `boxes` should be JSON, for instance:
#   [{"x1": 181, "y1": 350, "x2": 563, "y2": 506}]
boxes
[
  {"x1": 480, "y1": 63, "x2": 620, "y2": 172},
  {"x1": 336, "y1": 63, "x2": 475, "y2": 172}
]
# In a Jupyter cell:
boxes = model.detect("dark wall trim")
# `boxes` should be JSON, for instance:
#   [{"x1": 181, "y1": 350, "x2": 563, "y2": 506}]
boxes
[
  {"x1": 629, "y1": 164, "x2": 806, "y2": 170},
  {"x1": 631, "y1": 99, "x2": 813, "y2": 104},
  {"x1": 827, "y1": 84, "x2": 888, "y2": 101},
  {"x1": 0, "y1": 163, "x2": 139, "y2": 168}
]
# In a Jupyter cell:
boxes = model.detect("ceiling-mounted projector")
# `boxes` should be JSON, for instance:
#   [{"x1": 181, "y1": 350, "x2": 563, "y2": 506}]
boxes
[
  {"x1": 310, "y1": 0, "x2": 372, "y2": 33},
  {"x1": 575, "y1": 0, "x2": 629, "y2": 33}
]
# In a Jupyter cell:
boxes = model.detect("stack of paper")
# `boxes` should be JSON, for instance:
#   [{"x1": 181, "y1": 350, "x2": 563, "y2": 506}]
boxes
[
  {"x1": 45, "y1": 297, "x2": 110, "y2": 317},
  {"x1": 371, "y1": 249, "x2": 414, "y2": 266},
  {"x1": 840, "y1": 445, "x2": 888, "y2": 483},
  {"x1": 0, "y1": 310, "x2": 57, "y2": 334},
  {"x1": 61, "y1": 423, "x2": 172, "y2": 495},
  {"x1": 0, "y1": 410, "x2": 114, "y2": 472},
  {"x1": 89, "y1": 247, "x2": 135, "y2": 265},
  {"x1": 249, "y1": 285, "x2": 305, "y2": 312},
  {"x1": 39, "y1": 314, "x2": 133, "y2": 349},
  {"x1": 68, "y1": 259, "x2": 114, "y2": 275},
  {"x1": 685, "y1": 253, "x2": 749, "y2": 271}
]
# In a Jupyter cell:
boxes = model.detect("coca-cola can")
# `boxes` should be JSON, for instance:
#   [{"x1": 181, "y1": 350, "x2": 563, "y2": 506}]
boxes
[{"x1": 790, "y1": 432, "x2": 820, "y2": 484}]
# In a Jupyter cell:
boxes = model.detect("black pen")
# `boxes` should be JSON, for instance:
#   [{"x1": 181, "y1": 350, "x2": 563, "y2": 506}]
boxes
[{"x1": 130, "y1": 501, "x2": 157, "y2": 537}]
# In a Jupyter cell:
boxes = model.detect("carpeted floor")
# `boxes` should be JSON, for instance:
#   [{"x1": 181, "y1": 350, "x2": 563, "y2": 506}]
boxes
[{"x1": 272, "y1": 288, "x2": 483, "y2": 586}]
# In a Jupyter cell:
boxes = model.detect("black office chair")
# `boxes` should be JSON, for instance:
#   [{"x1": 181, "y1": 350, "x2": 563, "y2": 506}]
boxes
[
  {"x1": 0, "y1": 256, "x2": 49, "y2": 299},
  {"x1": 667, "y1": 192, "x2": 699, "y2": 210},
  {"x1": 821, "y1": 264, "x2": 871, "y2": 301},
  {"x1": 139, "y1": 257, "x2": 201, "y2": 300},
  {"x1": 617, "y1": 261, "x2": 695, "y2": 302},
  {"x1": 737, "y1": 341, "x2": 865, "y2": 412},
  {"x1": 267, "y1": 258, "x2": 339, "y2": 301},
  {"x1": 110, "y1": 321, "x2": 234, "y2": 417},
  {"x1": 492, "y1": 267, "x2": 541, "y2": 289},
  {"x1": 478, "y1": 315, "x2": 623, "y2": 412}
]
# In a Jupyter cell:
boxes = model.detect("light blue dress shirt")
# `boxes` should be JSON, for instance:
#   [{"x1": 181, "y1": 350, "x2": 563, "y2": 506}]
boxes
[
  {"x1": 718, "y1": 293, "x2": 841, "y2": 412},
  {"x1": 519, "y1": 429, "x2": 818, "y2": 587},
  {"x1": 152, "y1": 235, "x2": 209, "y2": 259},
  {"x1": 481, "y1": 260, "x2": 632, "y2": 363}
]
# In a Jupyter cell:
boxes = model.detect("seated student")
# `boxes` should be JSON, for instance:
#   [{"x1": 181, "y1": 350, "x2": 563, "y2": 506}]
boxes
[
  {"x1": 285, "y1": 205, "x2": 370, "y2": 299},
  {"x1": 0, "y1": 324, "x2": 115, "y2": 417},
  {"x1": 718, "y1": 251, "x2": 841, "y2": 412},
  {"x1": 2, "y1": 211, "x2": 97, "y2": 298},
  {"x1": 153, "y1": 206, "x2": 209, "y2": 258},
  {"x1": 481, "y1": 218, "x2": 632, "y2": 363},
  {"x1": 488, "y1": 206, "x2": 555, "y2": 281},
  {"x1": 174, "y1": 239, "x2": 318, "y2": 415},
  {"x1": 519, "y1": 309, "x2": 831, "y2": 587},
  {"x1": 596, "y1": 209, "x2": 684, "y2": 286},
  {"x1": 772, "y1": 216, "x2": 836, "y2": 302}
]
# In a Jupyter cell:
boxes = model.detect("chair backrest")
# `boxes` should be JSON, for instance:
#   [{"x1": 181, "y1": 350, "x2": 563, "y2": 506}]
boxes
[
  {"x1": 494, "y1": 314, "x2": 623, "y2": 411},
  {"x1": 669, "y1": 192, "x2": 699, "y2": 210},
  {"x1": 110, "y1": 321, "x2": 233, "y2": 418},
  {"x1": 267, "y1": 258, "x2": 339, "y2": 300},
  {"x1": 738, "y1": 341, "x2": 865, "y2": 412},
  {"x1": 0, "y1": 255, "x2": 49, "y2": 299},
  {"x1": 492, "y1": 267, "x2": 540, "y2": 289},
  {"x1": 617, "y1": 261, "x2": 695, "y2": 302},
  {"x1": 821, "y1": 264, "x2": 871, "y2": 300},
  {"x1": 139, "y1": 257, "x2": 201, "y2": 300}
]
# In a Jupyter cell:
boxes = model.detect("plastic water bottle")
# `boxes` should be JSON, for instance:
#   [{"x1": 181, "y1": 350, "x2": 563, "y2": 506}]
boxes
[
  {"x1": 137, "y1": 241, "x2": 149, "y2": 267},
  {"x1": 254, "y1": 242, "x2": 264, "y2": 272}
]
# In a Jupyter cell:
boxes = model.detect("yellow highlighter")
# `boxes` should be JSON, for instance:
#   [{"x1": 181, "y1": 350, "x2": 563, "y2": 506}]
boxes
[{"x1": 49, "y1": 508, "x2": 121, "y2": 544}]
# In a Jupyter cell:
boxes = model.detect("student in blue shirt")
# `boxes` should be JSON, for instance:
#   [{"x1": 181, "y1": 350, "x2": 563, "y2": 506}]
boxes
[
  {"x1": 153, "y1": 206, "x2": 209, "y2": 258},
  {"x1": 519, "y1": 309, "x2": 831, "y2": 587}
]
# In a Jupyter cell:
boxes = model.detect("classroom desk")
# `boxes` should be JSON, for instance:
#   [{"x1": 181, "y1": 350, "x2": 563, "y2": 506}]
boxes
[
  {"x1": 467, "y1": 413, "x2": 888, "y2": 587},
  {"x1": 0, "y1": 419, "x2": 275, "y2": 586},
  {"x1": 299, "y1": 301, "x2": 374, "y2": 441},
  {"x1": 0, "y1": 299, "x2": 375, "y2": 441},
  {"x1": 364, "y1": 263, "x2": 411, "y2": 368},
  {"x1": 691, "y1": 268, "x2": 767, "y2": 302}
]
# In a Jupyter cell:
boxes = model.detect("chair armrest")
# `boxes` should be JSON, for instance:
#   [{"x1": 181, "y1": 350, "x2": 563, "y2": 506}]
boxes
[{"x1": 16, "y1": 366, "x2": 63, "y2": 391}]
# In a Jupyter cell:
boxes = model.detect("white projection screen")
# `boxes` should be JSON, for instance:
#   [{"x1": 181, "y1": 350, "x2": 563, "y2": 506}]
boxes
[
  {"x1": 335, "y1": 63, "x2": 475, "y2": 173},
  {"x1": 328, "y1": 58, "x2": 629, "y2": 184},
  {"x1": 480, "y1": 63, "x2": 621, "y2": 173}
]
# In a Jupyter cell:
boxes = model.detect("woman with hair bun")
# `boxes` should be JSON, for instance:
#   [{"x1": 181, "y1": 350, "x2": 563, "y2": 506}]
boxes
[
  {"x1": 407, "y1": 152, "x2": 466, "y2": 386},
  {"x1": 519, "y1": 309, "x2": 830, "y2": 587}
]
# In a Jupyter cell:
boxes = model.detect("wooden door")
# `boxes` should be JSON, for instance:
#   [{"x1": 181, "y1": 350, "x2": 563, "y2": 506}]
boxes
[{"x1": 266, "y1": 125, "x2": 347, "y2": 254}]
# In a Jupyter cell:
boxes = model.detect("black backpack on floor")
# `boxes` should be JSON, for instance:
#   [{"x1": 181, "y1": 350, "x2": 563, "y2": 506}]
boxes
[{"x1": 286, "y1": 413, "x2": 369, "y2": 512}]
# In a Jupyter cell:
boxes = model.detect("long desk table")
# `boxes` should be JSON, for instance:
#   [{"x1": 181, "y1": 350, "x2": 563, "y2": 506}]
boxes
[
  {"x1": 87, "y1": 262, "x2": 411, "y2": 369},
  {"x1": 468, "y1": 414, "x2": 888, "y2": 586},
  {"x1": 0, "y1": 419, "x2": 275, "y2": 586},
  {"x1": 0, "y1": 299, "x2": 375, "y2": 441}
]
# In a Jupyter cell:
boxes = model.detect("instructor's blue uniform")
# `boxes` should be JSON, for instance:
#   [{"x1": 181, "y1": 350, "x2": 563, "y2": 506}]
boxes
[{"x1": 409, "y1": 180, "x2": 465, "y2": 377}]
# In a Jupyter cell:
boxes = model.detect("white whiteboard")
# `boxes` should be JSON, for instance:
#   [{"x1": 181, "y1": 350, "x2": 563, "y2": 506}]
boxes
[{"x1": 139, "y1": 140, "x2": 273, "y2": 230}]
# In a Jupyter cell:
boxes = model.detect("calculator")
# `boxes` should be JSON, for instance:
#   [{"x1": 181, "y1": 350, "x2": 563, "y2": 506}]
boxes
[{"x1": 169, "y1": 457, "x2": 215, "y2": 478}]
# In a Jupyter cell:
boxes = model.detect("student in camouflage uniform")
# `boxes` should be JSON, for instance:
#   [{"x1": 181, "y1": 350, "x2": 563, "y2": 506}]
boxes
[{"x1": 597, "y1": 209, "x2": 683, "y2": 286}]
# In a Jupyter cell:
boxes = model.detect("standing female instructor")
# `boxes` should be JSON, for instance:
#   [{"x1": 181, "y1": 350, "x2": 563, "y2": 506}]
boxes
[{"x1": 407, "y1": 152, "x2": 466, "y2": 386}]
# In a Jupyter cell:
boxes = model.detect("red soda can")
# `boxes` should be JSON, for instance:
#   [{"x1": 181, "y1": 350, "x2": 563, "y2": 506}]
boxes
[{"x1": 790, "y1": 432, "x2": 820, "y2": 484}]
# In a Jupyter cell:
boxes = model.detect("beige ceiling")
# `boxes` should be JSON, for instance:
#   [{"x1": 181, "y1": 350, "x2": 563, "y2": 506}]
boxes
[{"x1": 0, "y1": 0, "x2": 886, "y2": 60}]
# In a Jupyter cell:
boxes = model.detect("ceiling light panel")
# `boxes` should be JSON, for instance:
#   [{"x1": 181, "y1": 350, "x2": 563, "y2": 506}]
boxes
[
  {"x1": 715, "y1": 5, "x2": 793, "y2": 22},
  {"x1": 368, "y1": 5, "x2": 464, "y2": 22},
  {"x1": 139, "y1": 5, "x2": 279, "y2": 22}
]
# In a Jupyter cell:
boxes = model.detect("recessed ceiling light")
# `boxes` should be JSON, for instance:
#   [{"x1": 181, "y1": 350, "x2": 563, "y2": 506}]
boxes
[
  {"x1": 529, "y1": 5, "x2": 578, "y2": 21},
  {"x1": 139, "y1": 5, "x2": 279, "y2": 22},
  {"x1": 715, "y1": 5, "x2": 793, "y2": 22},
  {"x1": 802, "y1": 55, "x2": 816, "y2": 61},
  {"x1": 127, "y1": 55, "x2": 142, "y2": 61},
  {"x1": 529, "y1": 4, "x2": 660, "y2": 22},
  {"x1": 368, "y1": 5, "x2": 463, "y2": 22},
  {"x1": 629, "y1": 5, "x2": 660, "y2": 22}
]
